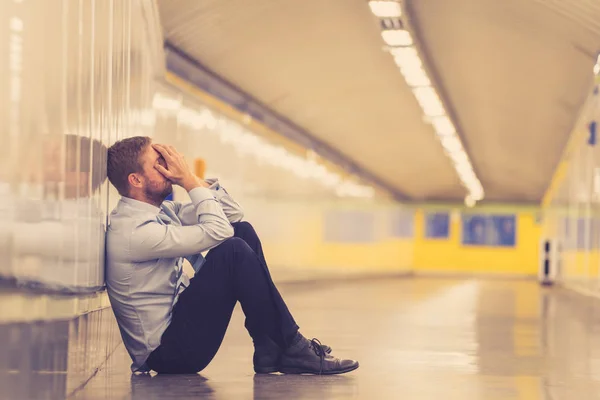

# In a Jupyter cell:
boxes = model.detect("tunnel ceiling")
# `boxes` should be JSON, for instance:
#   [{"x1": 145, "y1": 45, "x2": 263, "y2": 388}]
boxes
[
  {"x1": 408, "y1": 0, "x2": 600, "y2": 203},
  {"x1": 157, "y1": 0, "x2": 600, "y2": 203}
]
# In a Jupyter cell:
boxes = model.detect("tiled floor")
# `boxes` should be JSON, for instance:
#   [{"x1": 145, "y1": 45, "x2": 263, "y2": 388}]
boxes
[{"x1": 10, "y1": 277, "x2": 600, "y2": 399}]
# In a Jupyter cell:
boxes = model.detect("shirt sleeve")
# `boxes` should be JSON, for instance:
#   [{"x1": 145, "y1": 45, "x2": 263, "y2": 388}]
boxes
[
  {"x1": 177, "y1": 178, "x2": 244, "y2": 225},
  {"x1": 128, "y1": 187, "x2": 234, "y2": 262}
]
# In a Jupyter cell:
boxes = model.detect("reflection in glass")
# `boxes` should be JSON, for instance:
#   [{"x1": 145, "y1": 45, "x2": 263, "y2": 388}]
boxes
[{"x1": 0, "y1": 0, "x2": 158, "y2": 292}]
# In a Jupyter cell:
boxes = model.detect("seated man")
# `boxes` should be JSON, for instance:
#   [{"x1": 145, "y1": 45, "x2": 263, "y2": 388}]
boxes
[{"x1": 105, "y1": 136, "x2": 359, "y2": 375}]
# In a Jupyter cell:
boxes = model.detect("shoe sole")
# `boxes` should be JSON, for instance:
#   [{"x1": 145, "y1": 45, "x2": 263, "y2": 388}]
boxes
[
  {"x1": 254, "y1": 366, "x2": 280, "y2": 374},
  {"x1": 279, "y1": 362, "x2": 359, "y2": 375}
]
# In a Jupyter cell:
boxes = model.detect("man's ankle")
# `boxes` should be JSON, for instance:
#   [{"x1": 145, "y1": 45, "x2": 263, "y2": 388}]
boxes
[{"x1": 285, "y1": 331, "x2": 307, "y2": 349}]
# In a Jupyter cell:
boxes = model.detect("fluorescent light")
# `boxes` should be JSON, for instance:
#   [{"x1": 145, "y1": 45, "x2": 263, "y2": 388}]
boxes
[
  {"x1": 139, "y1": 109, "x2": 156, "y2": 127},
  {"x1": 394, "y1": 48, "x2": 431, "y2": 86},
  {"x1": 457, "y1": 167, "x2": 474, "y2": 181},
  {"x1": 470, "y1": 190, "x2": 484, "y2": 201},
  {"x1": 458, "y1": 171, "x2": 476, "y2": 184},
  {"x1": 337, "y1": 181, "x2": 375, "y2": 198},
  {"x1": 200, "y1": 109, "x2": 218, "y2": 130},
  {"x1": 459, "y1": 166, "x2": 475, "y2": 178},
  {"x1": 9, "y1": 75, "x2": 20, "y2": 102},
  {"x1": 178, "y1": 107, "x2": 208, "y2": 129},
  {"x1": 400, "y1": 65, "x2": 431, "y2": 87},
  {"x1": 465, "y1": 195, "x2": 475, "y2": 208},
  {"x1": 450, "y1": 151, "x2": 469, "y2": 167},
  {"x1": 440, "y1": 135, "x2": 463, "y2": 154},
  {"x1": 152, "y1": 93, "x2": 181, "y2": 111},
  {"x1": 195, "y1": 115, "x2": 375, "y2": 198},
  {"x1": 371, "y1": 5, "x2": 485, "y2": 201},
  {"x1": 368, "y1": 1, "x2": 402, "y2": 18},
  {"x1": 412, "y1": 87, "x2": 445, "y2": 116},
  {"x1": 595, "y1": 63, "x2": 600, "y2": 76},
  {"x1": 459, "y1": 173, "x2": 477, "y2": 186},
  {"x1": 454, "y1": 160, "x2": 472, "y2": 174},
  {"x1": 9, "y1": 36, "x2": 22, "y2": 72},
  {"x1": 469, "y1": 188, "x2": 484, "y2": 201},
  {"x1": 392, "y1": 47, "x2": 421, "y2": 69},
  {"x1": 462, "y1": 179, "x2": 478, "y2": 191},
  {"x1": 381, "y1": 29, "x2": 413, "y2": 46},
  {"x1": 10, "y1": 17, "x2": 22, "y2": 32},
  {"x1": 450, "y1": 158, "x2": 473, "y2": 171},
  {"x1": 431, "y1": 115, "x2": 455, "y2": 136}
]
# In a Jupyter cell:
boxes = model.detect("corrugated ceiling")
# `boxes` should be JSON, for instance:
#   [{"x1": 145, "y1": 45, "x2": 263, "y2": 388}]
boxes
[{"x1": 157, "y1": 0, "x2": 600, "y2": 202}]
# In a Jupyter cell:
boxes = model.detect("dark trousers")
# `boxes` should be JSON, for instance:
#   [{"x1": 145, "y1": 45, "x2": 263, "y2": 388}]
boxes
[{"x1": 146, "y1": 222, "x2": 300, "y2": 374}]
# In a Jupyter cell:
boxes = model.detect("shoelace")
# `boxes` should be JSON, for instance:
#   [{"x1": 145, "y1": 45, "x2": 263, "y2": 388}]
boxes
[{"x1": 310, "y1": 338, "x2": 327, "y2": 375}]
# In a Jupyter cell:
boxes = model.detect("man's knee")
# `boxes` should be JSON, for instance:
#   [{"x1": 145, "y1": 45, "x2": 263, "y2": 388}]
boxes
[
  {"x1": 216, "y1": 237, "x2": 251, "y2": 253},
  {"x1": 232, "y1": 221, "x2": 257, "y2": 237},
  {"x1": 232, "y1": 220, "x2": 253, "y2": 230},
  {"x1": 210, "y1": 237, "x2": 255, "y2": 267}
]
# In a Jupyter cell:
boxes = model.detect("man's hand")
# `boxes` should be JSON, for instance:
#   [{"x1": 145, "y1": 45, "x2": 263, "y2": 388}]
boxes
[{"x1": 153, "y1": 144, "x2": 209, "y2": 191}]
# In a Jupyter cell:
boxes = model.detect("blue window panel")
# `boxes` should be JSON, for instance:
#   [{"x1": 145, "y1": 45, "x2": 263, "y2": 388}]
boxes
[
  {"x1": 462, "y1": 214, "x2": 517, "y2": 247},
  {"x1": 462, "y1": 214, "x2": 488, "y2": 246},
  {"x1": 491, "y1": 215, "x2": 516, "y2": 247},
  {"x1": 425, "y1": 212, "x2": 450, "y2": 239}
]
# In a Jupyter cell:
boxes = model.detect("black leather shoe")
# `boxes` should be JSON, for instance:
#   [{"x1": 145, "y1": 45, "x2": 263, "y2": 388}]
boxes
[
  {"x1": 254, "y1": 336, "x2": 333, "y2": 374},
  {"x1": 280, "y1": 338, "x2": 359, "y2": 375},
  {"x1": 253, "y1": 337, "x2": 282, "y2": 374}
]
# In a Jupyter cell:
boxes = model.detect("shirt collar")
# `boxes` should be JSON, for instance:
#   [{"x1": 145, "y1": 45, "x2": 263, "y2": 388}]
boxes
[{"x1": 120, "y1": 196, "x2": 161, "y2": 214}]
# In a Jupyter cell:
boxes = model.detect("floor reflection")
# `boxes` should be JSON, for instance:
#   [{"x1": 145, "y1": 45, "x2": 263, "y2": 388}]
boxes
[
  {"x1": 125, "y1": 373, "x2": 357, "y2": 400},
  {"x1": 8, "y1": 279, "x2": 600, "y2": 399},
  {"x1": 130, "y1": 374, "x2": 215, "y2": 400},
  {"x1": 252, "y1": 374, "x2": 357, "y2": 400},
  {"x1": 0, "y1": 307, "x2": 120, "y2": 400}
]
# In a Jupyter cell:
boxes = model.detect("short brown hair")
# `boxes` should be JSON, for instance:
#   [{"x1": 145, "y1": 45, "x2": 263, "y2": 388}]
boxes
[{"x1": 107, "y1": 136, "x2": 151, "y2": 196}]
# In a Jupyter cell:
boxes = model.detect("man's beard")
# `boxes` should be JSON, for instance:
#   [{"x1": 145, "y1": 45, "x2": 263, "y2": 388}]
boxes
[{"x1": 144, "y1": 180, "x2": 173, "y2": 205}]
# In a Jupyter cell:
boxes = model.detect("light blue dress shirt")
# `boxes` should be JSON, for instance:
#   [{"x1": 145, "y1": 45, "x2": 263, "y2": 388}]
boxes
[{"x1": 105, "y1": 179, "x2": 243, "y2": 372}]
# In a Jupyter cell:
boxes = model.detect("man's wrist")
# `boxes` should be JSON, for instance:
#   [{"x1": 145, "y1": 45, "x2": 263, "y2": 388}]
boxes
[
  {"x1": 182, "y1": 176, "x2": 201, "y2": 192},
  {"x1": 182, "y1": 176, "x2": 209, "y2": 191}
]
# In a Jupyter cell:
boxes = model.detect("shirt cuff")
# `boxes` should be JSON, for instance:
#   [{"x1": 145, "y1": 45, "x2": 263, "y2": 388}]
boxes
[
  {"x1": 205, "y1": 178, "x2": 229, "y2": 200},
  {"x1": 205, "y1": 178, "x2": 218, "y2": 188},
  {"x1": 188, "y1": 187, "x2": 216, "y2": 205}
]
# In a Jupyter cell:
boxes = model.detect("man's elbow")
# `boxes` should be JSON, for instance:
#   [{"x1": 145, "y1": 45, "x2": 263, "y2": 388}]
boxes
[
  {"x1": 230, "y1": 210, "x2": 244, "y2": 224},
  {"x1": 221, "y1": 223, "x2": 235, "y2": 240}
]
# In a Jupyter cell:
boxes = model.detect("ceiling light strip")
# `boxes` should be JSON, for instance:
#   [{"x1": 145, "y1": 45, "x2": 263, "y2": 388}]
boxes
[{"x1": 368, "y1": 0, "x2": 484, "y2": 204}]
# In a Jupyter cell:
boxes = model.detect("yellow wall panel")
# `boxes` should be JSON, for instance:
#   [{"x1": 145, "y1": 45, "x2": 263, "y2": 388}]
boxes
[{"x1": 413, "y1": 210, "x2": 541, "y2": 276}]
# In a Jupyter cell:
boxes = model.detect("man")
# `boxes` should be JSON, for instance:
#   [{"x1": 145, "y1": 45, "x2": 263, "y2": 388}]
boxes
[{"x1": 105, "y1": 136, "x2": 359, "y2": 375}]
